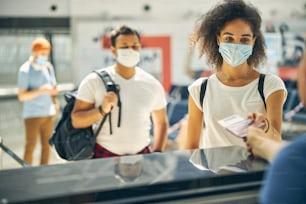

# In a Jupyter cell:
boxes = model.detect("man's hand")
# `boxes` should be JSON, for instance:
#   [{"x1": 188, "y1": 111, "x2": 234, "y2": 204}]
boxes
[{"x1": 101, "y1": 92, "x2": 118, "y2": 113}]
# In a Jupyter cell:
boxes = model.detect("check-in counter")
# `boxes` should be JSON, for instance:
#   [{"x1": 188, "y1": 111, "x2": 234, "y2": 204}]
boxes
[{"x1": 0, "y1": 146, "x2": 267, "y2": 204}]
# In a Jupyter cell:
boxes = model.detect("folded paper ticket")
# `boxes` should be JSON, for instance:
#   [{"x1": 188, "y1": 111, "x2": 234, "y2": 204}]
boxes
[{"x1": 218, "y1": 114, "x2": 264, "y2": 138}]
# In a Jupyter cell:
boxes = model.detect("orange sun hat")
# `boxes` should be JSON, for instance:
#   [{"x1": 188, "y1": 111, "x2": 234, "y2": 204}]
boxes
[{"x1": 31, "y1": 37, "x2": 51, "y2": 52}]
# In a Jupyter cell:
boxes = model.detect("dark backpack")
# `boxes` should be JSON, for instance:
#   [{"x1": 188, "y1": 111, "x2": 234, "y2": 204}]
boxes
[
  {"x1": 200, "y1": 73, "x2": 266, "y2": 109},
  {"x1": 49, "y1": 70, "x2": 120, "y2": 161}
]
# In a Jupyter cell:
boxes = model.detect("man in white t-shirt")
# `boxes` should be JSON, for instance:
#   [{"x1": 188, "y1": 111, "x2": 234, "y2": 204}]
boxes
[{"x1": 71, "y1": 25, "x2": 169, "y2": 158}]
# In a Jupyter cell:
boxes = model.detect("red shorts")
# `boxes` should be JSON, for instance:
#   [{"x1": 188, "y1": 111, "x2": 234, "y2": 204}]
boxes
[{"x1": 93, "y1": 143, "x2": 152, "y2": 158}]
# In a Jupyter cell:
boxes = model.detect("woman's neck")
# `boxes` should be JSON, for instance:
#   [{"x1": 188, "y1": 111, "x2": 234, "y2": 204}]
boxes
[
  {"x1": 216, "y1": 63, "x2": 257, "y2": 86},
  {"x1": 218, "y1": 66, "x2": 253, "y2": 80}
]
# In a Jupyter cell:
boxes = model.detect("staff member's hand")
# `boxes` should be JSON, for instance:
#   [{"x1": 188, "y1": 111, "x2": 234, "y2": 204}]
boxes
[{"x1": 246, "y1": 126, "x2": 283, "y2": 162}]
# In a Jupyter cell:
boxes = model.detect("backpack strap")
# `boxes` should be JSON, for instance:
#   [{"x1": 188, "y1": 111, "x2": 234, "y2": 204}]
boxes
[
  {"x1": 200, "y1": 78, "x2": 209, "y2": 107},
  {"x1": 94, "y1": 113, "x2": 109, "y2": 137},
  {"x1": 96, "y1": 71, "x2": 119, "y2": 93},
  {"x1": 258, "y1": 74, "x2": 266, "y2": 110},
  {"x1": 199, "y1": 74, "x2": 266, "y2": 111},
  {"x1": 95, "y1": 70, "x2": 121, "y2": 126},
  {"x1": 93, "y1": 70, "x2": 121, "y2": 135}
]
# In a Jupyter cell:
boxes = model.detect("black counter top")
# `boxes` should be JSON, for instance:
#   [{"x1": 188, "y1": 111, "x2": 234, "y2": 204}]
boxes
[{"x1": 0, "y1": 146, "x2": 267, "y2": 203}]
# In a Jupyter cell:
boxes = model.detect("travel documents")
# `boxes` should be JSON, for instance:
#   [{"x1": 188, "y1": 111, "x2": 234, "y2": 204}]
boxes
[{"x1": 218, "y1": 114, "x2": 264, "y2": 138}]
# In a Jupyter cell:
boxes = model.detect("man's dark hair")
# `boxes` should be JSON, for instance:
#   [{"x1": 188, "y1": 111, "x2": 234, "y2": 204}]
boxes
[
  {"x1": 195, "y1": 0, "x2": 266, "y2": 70},
  {"x1": 110, "y1": 25, "x2": 141, "y2": 47}
]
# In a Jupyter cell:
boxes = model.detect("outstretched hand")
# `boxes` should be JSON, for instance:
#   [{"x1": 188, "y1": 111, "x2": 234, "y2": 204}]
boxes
[{"x1": 246, "y1": 125, "x2": 283, "y2": 162}]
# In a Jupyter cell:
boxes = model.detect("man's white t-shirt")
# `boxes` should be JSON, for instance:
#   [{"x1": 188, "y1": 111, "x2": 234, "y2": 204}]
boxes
[
  {"x1": 77, "y1": 66, "x2": 167, "y2": 155},
  {"x1": 188, "y1": 73, "x2": 287, "y2": 148}
]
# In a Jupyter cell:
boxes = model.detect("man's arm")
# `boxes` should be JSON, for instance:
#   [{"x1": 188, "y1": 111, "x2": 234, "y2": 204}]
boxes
[
  {"x1": 71, "y1": 92, "x2": 117, "y2": 128},
  {"x1": 151, "y1": 107, "x2": 168, "y2": 152},
  {"x1": 71, "y1": 99, "x2": 102, "y2": 128}
]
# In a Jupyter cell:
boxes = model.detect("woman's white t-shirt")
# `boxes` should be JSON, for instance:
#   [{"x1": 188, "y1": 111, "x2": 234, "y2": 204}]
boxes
[{"x1": 188, "y1": 73, "x2": 287, "y2": 148}]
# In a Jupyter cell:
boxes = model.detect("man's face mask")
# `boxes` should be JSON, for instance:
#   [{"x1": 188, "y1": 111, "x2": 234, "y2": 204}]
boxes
[
  {"x1": 116, "y1": 48, "x2": 140, "y2": 68},
  {"x1": 219, "y1": 42, "x2": 253, "y2": 67}
]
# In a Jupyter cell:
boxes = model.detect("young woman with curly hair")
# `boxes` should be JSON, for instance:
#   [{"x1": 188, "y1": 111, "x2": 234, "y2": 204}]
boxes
[{"x1": 185, "y1": 0, "x2": 287, "y2": 149}]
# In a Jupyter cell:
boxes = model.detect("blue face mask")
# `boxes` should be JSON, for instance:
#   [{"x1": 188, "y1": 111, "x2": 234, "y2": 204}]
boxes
[
  {"x1": 219, "y1": 42, "x2": 252, "y2": 67},
  {"x1": 35, "y1": 55, "x2": 48, "y2": 65}
]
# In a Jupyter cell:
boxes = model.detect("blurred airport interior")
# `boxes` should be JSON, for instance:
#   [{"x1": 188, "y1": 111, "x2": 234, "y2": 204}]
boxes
[{"x1": 0, "y1": 0, "x2": 306, "y2": 170}]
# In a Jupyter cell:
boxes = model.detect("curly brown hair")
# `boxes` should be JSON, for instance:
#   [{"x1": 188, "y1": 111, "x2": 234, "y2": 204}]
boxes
[{"x1": 194, "y1": 0, "x2": 266, "y2": 70}]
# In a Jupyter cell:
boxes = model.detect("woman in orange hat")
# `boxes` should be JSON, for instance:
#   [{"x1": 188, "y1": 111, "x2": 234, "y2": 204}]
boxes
[{"x1": 17, "y1": 37, "x2": 58, "y2": 165}]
